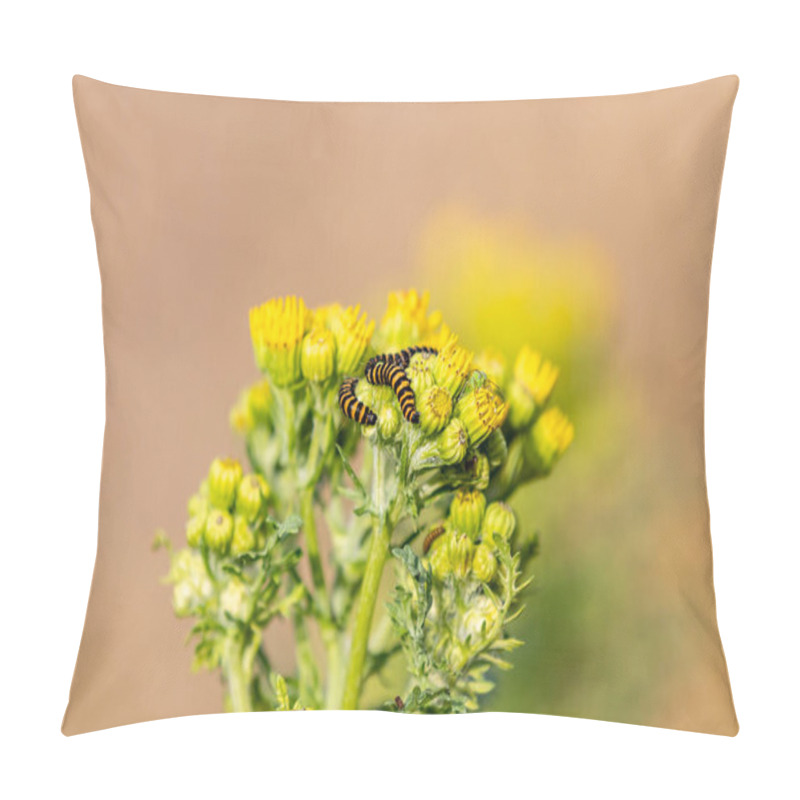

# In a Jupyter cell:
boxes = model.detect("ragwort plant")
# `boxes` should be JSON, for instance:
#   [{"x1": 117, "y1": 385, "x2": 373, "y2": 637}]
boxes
[{"x1": 156, "y1": 289, "x2": 573, "y2": 712}]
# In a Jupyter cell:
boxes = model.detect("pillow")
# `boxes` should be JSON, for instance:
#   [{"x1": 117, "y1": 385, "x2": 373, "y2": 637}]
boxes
[{"x1": 64, "y1": 75, "x2": 739, "y2": 735}]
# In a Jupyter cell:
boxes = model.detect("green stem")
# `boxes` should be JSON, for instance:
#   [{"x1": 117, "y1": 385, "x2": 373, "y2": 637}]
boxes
[
  {"x1": 301, "y1": 487, "x2": 331, "y2": 616},
  {"x1": 341, "y1": 446, "x2": 390, "y2": 710},
  {"x1": 224, "y1": 634, "x2": 253, "y2": 713}
]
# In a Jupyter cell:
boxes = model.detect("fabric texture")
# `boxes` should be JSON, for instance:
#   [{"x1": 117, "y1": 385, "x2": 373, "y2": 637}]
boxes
[{"x1": 64, "y1": 75, "x2": 739, "y2": 735}]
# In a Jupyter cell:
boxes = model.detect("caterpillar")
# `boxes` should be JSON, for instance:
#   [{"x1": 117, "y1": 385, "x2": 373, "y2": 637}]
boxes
[
  {"x1": 423, "y1": 524, "x2": 447, "y2": 554},
  {"x1": 364, "y1": 345, "x2": 438, "y2": 373},
  {"x1": 338, "y1": 377, "x2": 377, "y2": 426},
  {"x1": 364, "y1": 359, "x2": 420, "y2": 423}
]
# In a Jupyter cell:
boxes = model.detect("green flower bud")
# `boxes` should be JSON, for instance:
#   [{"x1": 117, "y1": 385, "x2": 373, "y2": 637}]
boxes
[
  {"x1": 377, "y1": 404, "x2": 401, "y2": 440},
  {"x1": 456, "y1": 384, "x2": 509, "y2": 447},
  {"x1": 472, "y1": 543, "x2": 498, "y2": 583},
  {"x1": 235, "y1": 473, "x2": 265, "y2": 522},
  {"x1": 407, "y1": 353, "x2": 435, "y2": 396},
  {"x1": 449, "y1": 489, "x2": 486, "y2": 537},
  {"x1": 429, "y1": 541, "x2": 452, "y2": 581},
  {"x1": 481, "y1": 502, "x2": 517, "y2": 546},
  {"x1": 205, "y1": 510, "x2": 234, "y2": 553},
  {"x1": 450, "y1": 533, "x2": 475, "y2": 579},
  {"x1": 220, "y1": 578, "x2": 248, "y2": 620},
  {"x1": 208, "y1": 458, "x2": 243, "y2": 510},
  {"x1": 187, "y1": 491, "x2": 209, "y2": 520},
  {"x1": 247, "y1": 379, "x2": 273, "y2": 422},
  {"x1": 186, "y1": 513, "x2": 206, "y2": 548},
  {"x1": 230, "y1": 515, "x2": 256, "y2": 555},
  {"x1": 301, "y1": 327, "x2": 336, "y2": 382},
  {"x1": 418, "y1": 386, "x2": 453, "y2": 435},
  {"x1": 229, "y1": 392, "x2": 255, "y2": 435},
  {"x1": 483, "y1": 428, "x2": 508, "y2": 469},
  {"x1": 523, "y1": 407, "x2": 574, "y2": 474},
  {"x1": 436, "y1": 418, "x2": 469, "y2": 465}
]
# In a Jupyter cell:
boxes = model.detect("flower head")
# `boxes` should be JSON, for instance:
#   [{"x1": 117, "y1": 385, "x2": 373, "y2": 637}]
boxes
[
  {"x1": 436, "y1": 418, "x2": 469, "y2": 465},
  {"x1": 432, "y1": 335, "x2": 474, "y2": 398},
  {"x1": 481, "y1": 502, "x2": 516, "y2": 546},
  {"x1": 220, "y1": 577, "x2": 248, "y2": 620},
  {"x1": 508, "y1": 346, "x2": 559, "y2": 429},
  {"x1": 448, "y1": 489, "x2": 486, "y2": 537},
  {"x1": 185, "y1": 514, "x2": 206, "y2": 548},
  {"x1": 455, "y1": 381, "x2": 509, "y2": 447},
  {"x1": 169, "y1": 550, "x2": 213, "y2": 617},
  {"x1": 301, "y1": 327, "x2": 336, "y2": 382},
  {"x1": 235, "y1": 473, "x2": 267, "y2": 522},
  {"x1": 230, "y1": 516, "x2": 256, "y2": 555},
  {"x1": 379, "y1": 289, "x2": 443, "y2": 348},
  {"x1": 471, "y1": 543, "x2": 498, "y2": 583},
  {"x1": 208, "y1": 458, "x2": 243, "y2": 511},
  {"x1": 330, "y1": 304, "x2": 375, "y2": 375},
  {"x1": 249, "y1": 296, "x2": 308, "y2": 386},
  {"x1": 205, "y1": 510, "x2": 234, "y2": 553},
  {"x1": 525, "y1": 407, "x2": 574, "y2": 474},
  {"x1": 417, "y1": 386, "x2": 453, "y2": 435}
]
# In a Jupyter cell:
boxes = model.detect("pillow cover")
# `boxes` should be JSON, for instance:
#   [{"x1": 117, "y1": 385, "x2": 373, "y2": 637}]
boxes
[{"x1": 64, "y1": 75, "x2": 738, "y2": 735}]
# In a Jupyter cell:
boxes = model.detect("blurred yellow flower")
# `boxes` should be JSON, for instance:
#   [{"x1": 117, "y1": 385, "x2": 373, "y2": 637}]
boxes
[
  {"x1": 329, "y1": 304, "x2": 375, "y2": 375},
  {"x1": 379, "y1": 289, "x2": 443, "y2": 348},
  {"x1": 249, "y1": 296, "x2": 308, "y2": 386}
]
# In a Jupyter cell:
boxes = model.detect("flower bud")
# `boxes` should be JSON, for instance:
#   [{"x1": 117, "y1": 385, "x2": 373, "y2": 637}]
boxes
[
  {"x1": 408, "y1": 358, "x2": 435, "y2": 397},
  {"x1": 330, "y1": 304, "x2": 375, "y2": 375},
  {"x1": 235, "y1": 473, "x2": 266, "y2": 522},
  {"x1": 449, "y1": 533, "x2": 475, "y2": 579},
  {"x1": 377, "y1": 404, "x2": 401, "y2": 440},
  {"x1": 429, "y1": 540, "x2": 452, "y2": 581},
  {"x1": 472, "y1": 543, "x2": 498, "y2": 583},
  {"x1": 436, "y1": 418, "x2": 469, "y2": 465},
  {"x1": 208, "y1": 458, "x2": 243, "y2": 510},
  {"x1": 456, "y1": 384, "x2": 509, "y2": 447},
  {"x1": 186, "y1": 513, "x2": 206, "y2": 548},
  {"x1": 471, "y1": 453, "x2": 491, "y2": 491},
  {"x1": 481, "y1": 502, "x2": 516, "y2": 546},
  {"x1": 417, "y1": 386, "x2": 453, "y2": 435},
  {"x1": 432, "y1": 335, "x2": 473, "y2": 398},
  {"x1": 187, "y1": 490, "x2": 209, "y2": 520},
  {"x1": 473, "y1": 347, "x2": 508, "y2": 389},
  {"x1": 229, "y1": 392, "x2": 255, "y2": 435},
  {"x1": 230, "y1": 516, "x2": 257, "y2": 555},
  {"x1": 249, "y1": 296, "x2": 308, "y2": 386},
  {"x1": 169, "y1": 550, "x2": 213, "y2": 617},
  {"x1": 205, "y1": 510, "x2": 234, "y2": 553},
  {"x1": 220, "y1": 578, "x2": 248, "y2": 620},
  {"x1": 301, "y1": 327, "x2": 336, "y2": 382},
  {"x1": 449, "y1": 489, "x2": 486, "y2": 537},
  {"x1": 508, "y1": 346, "x2": 559, "y2": 429},
  {"x1": 247, "y1": 380, "x2": 273, "y2": 422},
  {"x1": 524, "y1": 407, "x2": 574, "y2": 474},
  {"x1": 483, "y1": 428, "x2": 508, "y2": 469},
  {"x1": 460, "y1": 595, "x2": 499, "y2": 641}
]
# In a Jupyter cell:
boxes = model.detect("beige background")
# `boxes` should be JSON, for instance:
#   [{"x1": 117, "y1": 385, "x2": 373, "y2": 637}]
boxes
[{"x1": 64, "y1": 75, "x2": 738, "y2": 735}]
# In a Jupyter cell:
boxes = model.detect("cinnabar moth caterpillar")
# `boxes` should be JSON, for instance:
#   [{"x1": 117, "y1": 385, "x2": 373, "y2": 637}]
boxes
[
  {"x1": 338, "y1": 377, "x2": 377, "y2": 425},
  {"x1": 364, "y1": 360, "x2": 420, "y2": 423},
  {"x1": 365, "y1": 345, "x2": 438, "y2": 373},
  {"x1": 423, "y1": 524, "x2": 446, "y2": 554}
]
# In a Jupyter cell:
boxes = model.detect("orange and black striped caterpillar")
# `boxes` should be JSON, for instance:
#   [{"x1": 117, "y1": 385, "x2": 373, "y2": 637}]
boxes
[
  {"x1": 364, "y1": 345, "x2": 438, "y2": 372},
  {"x1": 338, "y1": 377, "x2": 377, "y2": 426},
  {"x1": 364, "y1": 359, "x2": 420, "y2": 423}
]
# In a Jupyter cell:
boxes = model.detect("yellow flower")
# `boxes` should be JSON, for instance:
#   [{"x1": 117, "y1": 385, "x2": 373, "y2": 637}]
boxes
[
  {"x1": 379, "y1": 289, "x2": 443, "y2": 347},
  {"x1": 205, "y1": 510, "x2": 234, "y2": 553},
  {"x1": 301, "y1": 327, "x2": 336, "y2": 382},
  {"x1": 525, "y1": 407, "x2": 574, "y2": 474},
  {"x1": 229, "y1": 392, "x2": 255, "y2": 435},
  {"x1": 330, "y1": 304, "x2": 375, "y2": 375},
  {"x1": 455, "y1": 383, "x2": 509, "y2": 447},
  {"x1": 235, "y1": 473, "x2": 266, "y2": 522},
  {"x1": 417, "y1": 386, "x2": 453, "y2": 435},
  {"x1": 208, "y1": 458, "x2": 243, "y2": 511},
  {"x1": 432, "y1": 335, "x2": 473, "y2": 398},
  {"x1": 249, "y1": 296, "x2": 308, "y2": 386},
  {"x1": 508, "y1": 346, "x2": 559, "y2": 429},
  {"x1": 247, "y1": 380, "x2": 273, "y2": 421}
]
